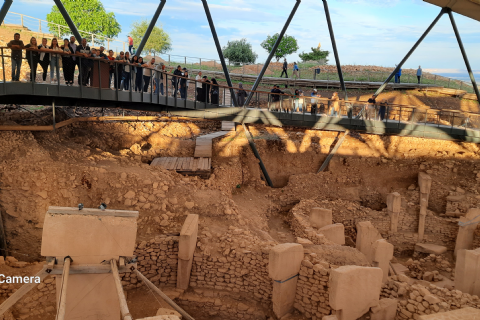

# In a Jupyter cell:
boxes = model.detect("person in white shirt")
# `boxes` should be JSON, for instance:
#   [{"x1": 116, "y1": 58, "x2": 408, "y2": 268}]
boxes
[
  {"x1": 196, "y1": 71, "x2": 204, "y2": 101},
  {"x1": 142, "y1": 57, "x2": 156, "y2": 92}
]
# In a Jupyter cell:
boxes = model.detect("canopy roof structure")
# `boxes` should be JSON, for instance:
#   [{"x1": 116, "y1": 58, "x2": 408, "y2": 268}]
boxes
[{"x1": 424, "y1": 0, "x2": 480, "y2": 22}]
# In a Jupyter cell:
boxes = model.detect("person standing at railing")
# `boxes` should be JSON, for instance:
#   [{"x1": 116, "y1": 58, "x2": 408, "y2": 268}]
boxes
[
  {"x1": 202, "y1": 76, "x2": 211, "y2": 103},
  {"x1": 196, "y1": 71, "x2": 204, "y2": 101},
  {"x1": 310, "y1": 89, "x2": 319, "y2": 115},
  {"x1": 210, "y1": 78, "x2": 219, "y2": 104},
  {"x1": 61, "y1": 38, "x2": 75, "y2": 86},
  {"x1": 134, "y1": 57, "x2": 144, "y2": 92},
  {"x1": 49, "y1": 38, "x2": 62, "y2": 83},
  {"x1": 329, "y1": 92, "x2": 340, "y2": 117},
  {"x1": 76, "y1": 38, "x2": 92, "y2": 86},
  {"x1": 107, "y1": 50, "x2": 115, "y2": 87},
  {"x1": 38, "y1": 38, "x2": 50, "y2": 83},
  {"x1": 114, "y1": 51, "x2": 126, "y2": 90},
  {"x1": 292, "y1": 62, "x2": 299, "y2": 80},
  {"x1": 417, "y1": 66, "x2": 422, "y2": 84},
  {"x1": 128, "y1": 35, "x2": 133, "y2": 55},
  {"x1": 123, "y1": 52, "x2": 132, "y2": 91},
  {"x1": 180, "y1": 68, "x2": 189, "y2": 100},
  {"x1": 237, "y1": 82, "x2": 247, "y2": 106},
  {"x1": 280, "y1": 58, "x2": 288, "y2": 78},
  {"x1": 154, "y1": 63, "x2": 166, "y2": 95},
  {"x1": 366, "y1": 94, "x2": 377, "y2": 120},
  {"x1": 69, "y1": 36, "x2": 78, "y2": 76},
  {"x1": 293, "y1": 89, "x2": 301, "y2": 112},
  {"x1": 173, "y1": 65, "x2": 182, "y2": 98},
  {"x1": 24, "y1": 37, "x2": 39, "y2": 82},
  {"x1": 142, "y1": 57, "x2": 156, "y2": 92},
  {"x1": 7, "y1": 33, "x2": 24, "y2": 81},
  {"x1": 99, "y1": 46, "x2": 107, "y2": 59},
  {"x1": 378, "y1": 99, "x2": 388, "y2": 121}
]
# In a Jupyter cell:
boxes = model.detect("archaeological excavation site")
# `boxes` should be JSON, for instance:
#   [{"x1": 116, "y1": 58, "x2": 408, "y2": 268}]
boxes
[{"x1": 1, "y1": 97, "x2": 480, "y2": 320}]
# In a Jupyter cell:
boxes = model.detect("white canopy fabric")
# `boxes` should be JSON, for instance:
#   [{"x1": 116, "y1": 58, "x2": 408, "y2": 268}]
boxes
[{"x1": 424, "y1": 0, "x2": 480, "y2": 22}]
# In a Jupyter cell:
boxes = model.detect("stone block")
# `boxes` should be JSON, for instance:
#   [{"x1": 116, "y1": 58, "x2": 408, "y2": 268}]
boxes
[
  {"x1": 310, "y1": 207, "x2": 332, "y2": 229},
  {"x1": 386, "y1": 192, "x2": 401, "y2": 213},
  {"x1": 415, "y1": 243, "x2": 447, "y2": 255},
  {"x1": 370, "y1": 298, "x2": 397, "y2": 320},
  {"x1": 138, "y1": 316, "x2": 181, "y2": 320},
  {"x1": 329, "y1": 266, "x2": 383, "y2": 320},
  {"x1": 268, "y1": 243, "x2": 304, "y2": 281},
  {"x1": 418, "y1": 172, "x2": 432, "y2": 194},
  {"x1": 296, "y1": 237, "x2": 313, "y2": 245},
  {"x1": 272, "y1": 276, "x2": 298, "y2": 318},
  {"x1": 455, "y1": 248, "x2": 480, "y2": 296},
  {"x1": 356, "y1": 221, "x2": 383, "y2": 263},
  {"x1": 318, "y1": 223, "x2": 345, "y2": 245},
  {"x1": 454, "y1": 208, "x2": 480, "y2": 257},
  {"x1": 372, "y1": 239, "x2": 394, "y2": 283},
  {"x1": 419, "y1": 307, "x2": 480, "y2": 319},
  {"x1": 178, "y1": 214, "x2": 199, "y2": 260},
  {"x1": 177, "y1": 258, "x2": 193, "y2": 290},
  {"x1": 322, "y1": 316, "x2": 338, "y2": 320},
  {"x1": 42, "y1": 206, "x2": 138, "y2": 264}
]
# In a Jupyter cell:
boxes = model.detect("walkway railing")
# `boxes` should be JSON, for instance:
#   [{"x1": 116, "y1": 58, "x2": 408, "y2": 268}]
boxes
[{"x1": 1, "y1": 46, "x2": 480, "y2": 135}]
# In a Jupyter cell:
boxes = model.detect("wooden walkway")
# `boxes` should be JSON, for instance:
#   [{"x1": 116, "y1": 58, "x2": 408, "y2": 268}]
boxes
[{"x1": 151, "y1": 121, "x2": 235, "y2": 178}]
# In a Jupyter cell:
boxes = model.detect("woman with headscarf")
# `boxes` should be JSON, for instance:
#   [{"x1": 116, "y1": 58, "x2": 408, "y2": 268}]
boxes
[
  {"x1": 25, "y1": 37, "x2": 39, "y2": 82},
  {"x1": 237, "y1": 82, "x2": 247, "y2": 107},
  {"x1": 210, "y1": 78, "x2": 219, "y2": 104}
]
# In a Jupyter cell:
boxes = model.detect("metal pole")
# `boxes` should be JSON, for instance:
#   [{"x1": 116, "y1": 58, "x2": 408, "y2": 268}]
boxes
[
  {"x1": 56, "y1": 257, "x2": 71, "y2": 320},
  {"x1": 0, "y1": 0, "x2": 12, "y2": 26},
  {"x1": 136, "y1": 0, "x2": 166, "y2": 57},
  {"x1": 374, "y1": 8, "x2": 446, "y2": 97},
  {"x1": 52, "y1": 99, "x2": 56, "y2": 132},
  {"x1": 53, "y1": 0, "x2": 82, "y2": 43},
  {"x1": 243, "y1": 0, "x2": 301, "y2": 107},
  {"x1": 242, "y1": 123, "x2": 273, "y2": 187},
  {"x1": 323, "y1": 0, "x2": 347, "y2": 100},
  {"x1": 201, "y1": 0, "x2": 238, "y2": 107},
  {"x1": 447, "y1": 9, "x2": 480, "y2": 103}
]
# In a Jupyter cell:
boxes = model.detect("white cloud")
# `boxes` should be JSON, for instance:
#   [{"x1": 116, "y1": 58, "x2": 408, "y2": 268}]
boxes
[{"x1": 18, "y1": 0, "x2": 51, "y2": 4}]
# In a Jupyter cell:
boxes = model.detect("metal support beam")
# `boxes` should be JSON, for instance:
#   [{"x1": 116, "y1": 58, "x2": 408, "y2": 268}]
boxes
[
  {"x1": 447, "y1": 9, "x2": 480, "y2": 104},
  {"x1": 136, "y1": 0, "x2": 166, "y2": 57},
  {"x1": 0, "y1": 0, "x2": 13, "y2": 26},
  {"x1": 322, "y1": 0, "x2": 348, "y2": 100},
  {"x1": 374, "y1": 8, "x2": 446, "y2": 97},
  {"x1": 53, "y1": 0, "x2": 82, "y2": 43},
  {"x1": 201, "y1": 0, "x2": 238, "y2": 107},
  {"x1": 242, "y1": 123, "x2": 273, "y2": 187},
  {"x1": 243, "y1": 0, "x2": 301, "y2": 107},
  {"x1": 317, "y1": 130, "x2": 349, "y2": 173}
]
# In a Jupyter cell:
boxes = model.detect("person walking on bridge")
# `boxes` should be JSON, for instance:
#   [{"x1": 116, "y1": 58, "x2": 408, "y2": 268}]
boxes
[
  {"x1": 128, "y1": 36, "x2": 134, "y2": 54},
  {"x1": 7, "y1": 33, "x2": 24, "y2": 81},
  {"x1": 280, "y1": 58, "x2": 288, "y2": 78},
  {"x1": 417, "y1": 66, "x2": 422, "y2": 84},
  {"x1": 292, "y1": 62, "x2": 299, "y2": 79}
]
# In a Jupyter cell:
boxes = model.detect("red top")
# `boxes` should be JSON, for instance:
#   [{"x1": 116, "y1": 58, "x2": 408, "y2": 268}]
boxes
[{"x1": 128, "y1": 37, "x2": 133, "y2": 46}]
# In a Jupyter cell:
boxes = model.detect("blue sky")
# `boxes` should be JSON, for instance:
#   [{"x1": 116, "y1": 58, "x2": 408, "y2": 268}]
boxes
[{"x1": 11, "y1": 0, "x2": 480, "y2": 75}]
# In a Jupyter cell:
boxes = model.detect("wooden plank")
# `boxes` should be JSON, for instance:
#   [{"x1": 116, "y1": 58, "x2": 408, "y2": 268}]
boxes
[
  {"x1": 168, "y1": 158, "x2": 178, "y2": 170},
  {"x1": 111, "y1": 260, "x2": 133, "y2": 320},
  {"x1": 191, "y1": 158, "x2": 199, "y2": 171},
  {"x1": 46, "y1": 263, "x2": 137, "y2": 275},
  {"x1": 184, "y1": 158, "x2": 193, "y2": 171},
  {"x1": 57, "y1": 258, "x2": 71, "y2": 320},
  {"x1": 175, "y1": 158, "x2": 184, "y2": 171},
  {"x1": 47, "y1": 207, "x2": 139, "y2": 218},
  {"x1": 159, "y1": 158, "x2": 169, "y2": 168}
]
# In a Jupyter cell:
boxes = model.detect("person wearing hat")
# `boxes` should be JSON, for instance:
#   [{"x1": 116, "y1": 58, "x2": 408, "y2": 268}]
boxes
[{"x1": 180, "y1": 67, "x2": 189, "y2": 99}]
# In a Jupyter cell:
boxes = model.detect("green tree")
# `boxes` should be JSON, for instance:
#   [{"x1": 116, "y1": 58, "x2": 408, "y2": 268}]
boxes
[
  {"x1": 260, "y1": 33, "x2": 299, "y2": 62},
  {"x1": 130, "y1": 19, "x2": 171, "y2": 55},
  {"x1": 299, "y1": 47, "x2": 330, "y2": 64},
  {"x1": 222, "y1": 38, "x2": 257, "y2": 64},
  {"x1": 46, "y1": 0, "x2": 121, "y2": 44}
]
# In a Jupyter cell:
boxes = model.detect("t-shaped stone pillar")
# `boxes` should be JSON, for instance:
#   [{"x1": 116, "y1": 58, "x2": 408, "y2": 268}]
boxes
[
  {"x1": 268, "y1": 243, "x2": 304, "y2": 318},
  {"x1": 329, "y1": 265, "x2": 383, "y2": 320},
  {"x1": 455, "y1": 248, "x2": 480, "y2": 296},
  {"x1": 372, "y1": 239, "x2": 394, "y2": 283},
  {"x1": 418, "y1": 173, "x2": 432, "y2": 241},
  {"x1": 356, "y1": 221, "x2": 383, "y2": 263},
  {"x1": 177, "y1": 214, "x2": 199, "y2": 290},
  {"x1": 386, "y1": 193, "x2": 401, "y2": 233},
  {"x1": 318, "y1": 223, "x2": 345, "y2": 245},
  {"x1": 310, "y1": 207, "x2": 332, "y2": 229},
  {"x1": 454, "y1": 208, "x2": 480, "y2": 258}
]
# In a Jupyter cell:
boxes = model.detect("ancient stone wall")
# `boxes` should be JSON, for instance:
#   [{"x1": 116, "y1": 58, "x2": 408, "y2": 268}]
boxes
[{"x1": 12, "y1": 275, "x2": 57, "y2": 318}]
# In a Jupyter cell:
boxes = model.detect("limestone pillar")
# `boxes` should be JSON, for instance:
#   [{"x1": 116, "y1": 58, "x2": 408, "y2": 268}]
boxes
[
  {"x1": 268, "y1": 243, "x2": 304, "y2": 318},
  {"x1": 310, "y1": 207, "x2": 332, "y2": 229},
  {"x1": 329, "y1": 266, "x2": 383, "y2": 320},
  {"x1": 318, "y1": 223, "x2": 345, "y2": 245},
  {"x1": 418, "y1": 172, "x2": 431, "y2": 241},
  {"x1": 386, "y1": 192, "x2": 401, "y2": 233},
  {"x1": 372, "y1": 239, "x2": 394, "y2": 283},
  {"x1": 370, "y1": 298, "x2": 398, "y2": 320},
  {"x1": 177, "y1": 214, "x2": 199, "y2": 290},
  {"x1": 454, "y1": 208, "x2": 480, "y2": 257},
  {"x1": 356, "y1": 221, "x2": 383, "y2": 263},
  {"x1": 455, "y1": 248, "x2": 480, "y2": 295}
]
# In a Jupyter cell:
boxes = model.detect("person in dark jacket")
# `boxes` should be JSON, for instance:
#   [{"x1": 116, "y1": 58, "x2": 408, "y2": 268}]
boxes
[
  {"x1": 180, "y1": 68, "x2": 189, "y2": 99},
  {"x1": 237, "y1": 82, "x2": 247, "y2": 106},
  {"x1": 7, "y1": 33, "x2": 24, "y2": 81},
  {"x1": 280, "y1": 58, "x2": 288, "y2": 78},
  {"x1": 61, "y1": 38, "x2": 75, "y2": 85},
  {"x1": 210, "y1": 78, "x2": 219, "y2": 104},
  {"x1": 378, "y1": 99, "x2": 388, "y2": 121},
  {"x1": 75, "y1": 38, "x2": 92, "y2": 86},
  {"x1": 173, "y1": 65, "x2": 182, "y2": 98},
  {"x1": 135, "y1": 57, "x2": 144, "y2": 92},
  {"x1": 38, "y1": 38, "x2": 50, "y2": 82},
  {"x1": 202, "y1": 76, "x2": 211, "y2": 103},
  {"x1": 25, "y1": 37, "x2": 39, "y2": 82}
]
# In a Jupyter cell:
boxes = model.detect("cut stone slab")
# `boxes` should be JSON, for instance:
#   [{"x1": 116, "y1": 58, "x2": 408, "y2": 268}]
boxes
[
  {"x1": 296, "y1": 237, "x2": 313, "y2": 245},
  {"x1": 391, "y1": 263, "x2": 409, "y2": 275},
  {"x1": 455, "y1": 208, "x2": 480, "y2": 257},
  {"x1": 178, "y1": 214, "x2": 199, "y2": 260},
  {"x1": 329, "y1": 266, "x2": 383, "y2": 320},
  {"x1": 418, "y1": 172, "x2": 432, "y2": 194},
  {"x1": 310, "y1": 207, "x2": 332, "y2": 229},
  {"x1": 415, "y1": 243, "x2": 448, "y2": 255},
  {"x1": 372, "y1": 239, "x2": 394, "y2": 283},
  {"x1": 419, "y1": 307, "x2": 480, "y2": 319},
  {"x1": 322, "y1": 316, "x2": 338, "y2": 320},
  {"x1": 269, "y1": 243, "x2": 304, "y2": 281},
  {"x1": 386, "y1": 192, "x2": 401, "y2": 213},
  {"x1": 356, "y1": 221, "x2": 383, "y2": 263},
  {"x1": 455, "y1": 248, "x2": 480, "y2": 296},
  {"x1": 370, "y1": 298, "x2": 397, "y2": 320},
  {"x1": 318, "y1": 223, "x2": 345, "y2": 245}
]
